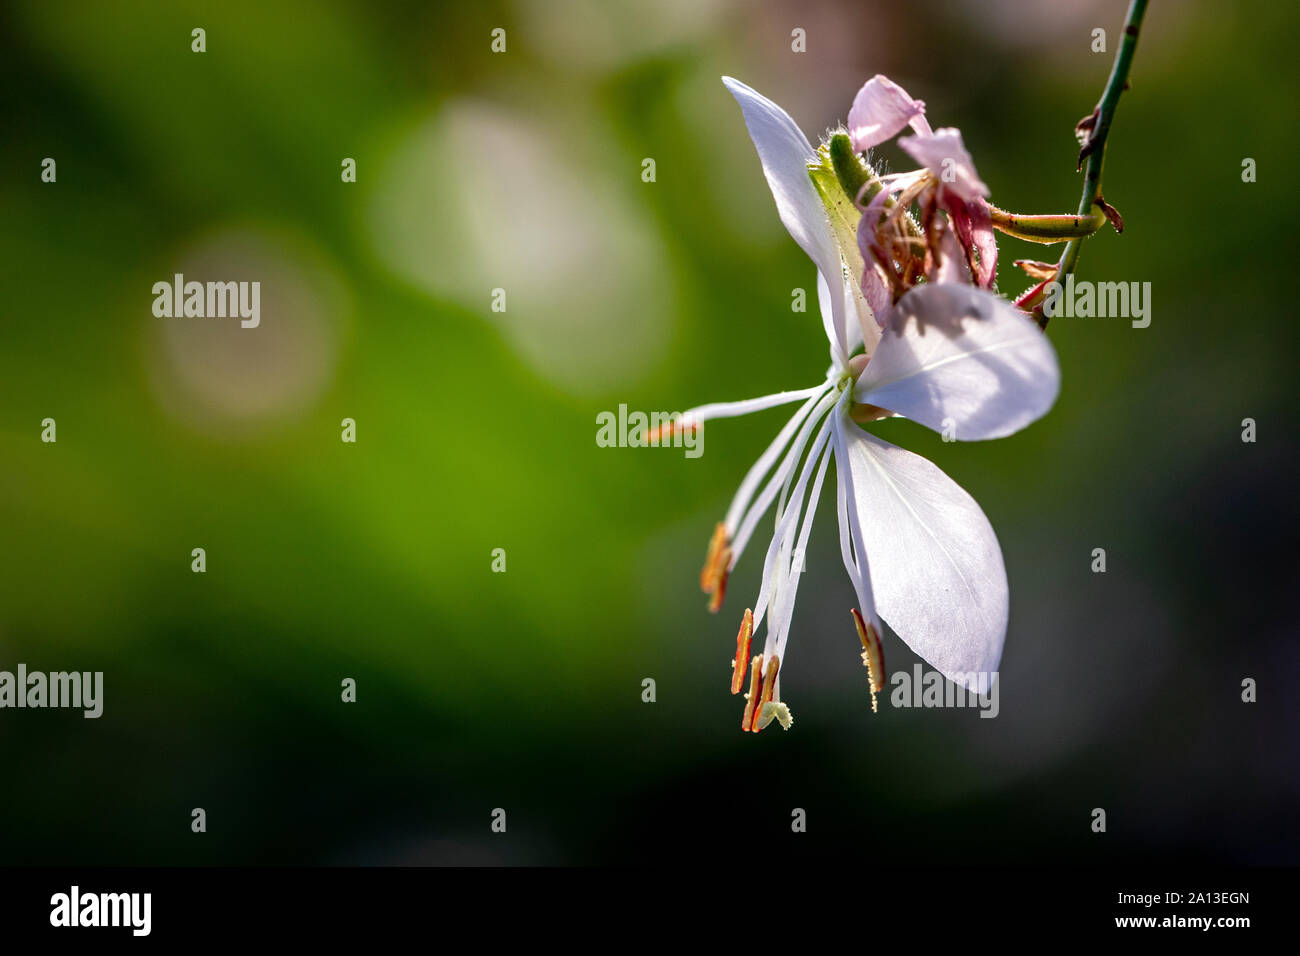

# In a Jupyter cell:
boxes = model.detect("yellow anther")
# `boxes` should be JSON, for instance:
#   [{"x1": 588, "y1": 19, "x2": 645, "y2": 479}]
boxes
[{"x1": 851, "y1": 608, "x2": 885, "y2": 714}]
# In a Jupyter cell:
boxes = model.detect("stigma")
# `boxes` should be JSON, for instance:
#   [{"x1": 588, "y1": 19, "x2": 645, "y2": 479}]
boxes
[
  {"x1": 756, "y1": 700, "x2": 794, "y2": 731},
  {"x1": 740, "y1": 654, "x2": 788, "y2": 732}
]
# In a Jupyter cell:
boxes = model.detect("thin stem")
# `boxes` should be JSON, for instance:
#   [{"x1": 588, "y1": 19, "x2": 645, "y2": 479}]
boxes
[{"x1": 1039, "y1": 0, "x2": 1148, "y2": 328}]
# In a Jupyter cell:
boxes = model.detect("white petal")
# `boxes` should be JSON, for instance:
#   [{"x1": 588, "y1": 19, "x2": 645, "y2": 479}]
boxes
[
  {"x1": 831, "y1": 411, "x2": 878, "y2": 620},
  {"x1": 841, "y1": 425, "x2": 1007, "y2": 686},
  {"x1": 723, "y1": 77, "x2": 848, "y2": 363},
  {"x1": 834, "y1": 423, "x2": 862, "y2": 587},
  {"x1": 854, "y1": 283, "x2": 1059, "y2": 441},
  {"x1": 820, "y1": 256, "x2": 877, "y2": 360},
  {"x1": 816, "y1": 271, "x2": 862, "y2": 364}
]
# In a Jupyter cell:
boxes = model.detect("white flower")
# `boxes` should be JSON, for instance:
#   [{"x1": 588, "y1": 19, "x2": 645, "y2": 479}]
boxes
[{"x1": 686, "y1": 78, "x2": 1060, "y2": 731}]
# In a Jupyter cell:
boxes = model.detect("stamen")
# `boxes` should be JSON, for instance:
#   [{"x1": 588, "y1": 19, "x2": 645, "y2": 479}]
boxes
[
  {"x1": 700, "y1": 523, "x2": 733, "y2": 613},
  {"x1": 707, "y1": 547, "x2": 731, "y2": 614},
  {"x1": 851, "y1": 608, "x2": 886, "y2": 714},
  {"x1": 730, "y1": 387, "x2": 838, "y2": 566},
  {"x1": 700, "y1": 522, "x2": 728, "y2": 593},
  {"x1": 645, "y1": 417, "x2": 700, "y2": 445},
  {"x1": 730, "y1": 608, "x2": 754, "y2": 694},
  {"x1": 750, "y1": 655, "x2": 780, "y2": 732},
  {"x1": 890, "y1": 171, "x2": 934, "y2": 218},
  {"x1": 741, "y1": 654, "x2": 764, "y2": 731}
]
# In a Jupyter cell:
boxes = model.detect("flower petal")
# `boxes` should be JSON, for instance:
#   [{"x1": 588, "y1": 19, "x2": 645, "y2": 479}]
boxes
[
  {"x1": 946, "y1": 195, "x2": 997, "y2": 288},
  {"x1": 933, "y1": 221, "x2": 972, "y2": 285},
  {"x1": 831, "y1": 411, "x2": 881, "y2": 623},
  {"x1": 815, "y1": 271, "x2": 853, "y2": 365},
  {"x1": 897, "y1": 127, "x2": 989, "y2": 202},
  {"x1": 860, "y1": 261, "x2": 893, "y2": 329},
  {"x1": 847, "y1": 75, "x2": 927, "y2": 152},
  {"x1": 840, "y1": 426, "x2": 1007, "y2": 686},
  {"x1": 854, "y1": 283, "x2": 1059, "y2": 440},
  {"x1": 723, "y1": 77, "x2": 849, "y2": 362},
  {"x1": 855, "y1": 183, "x2": 900, "y2": 328}
]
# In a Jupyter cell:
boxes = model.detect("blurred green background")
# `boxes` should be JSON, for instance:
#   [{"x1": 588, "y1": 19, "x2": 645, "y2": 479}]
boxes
[{"x1": 1, "y1": 0, "x2": 1296, "y2": 865}]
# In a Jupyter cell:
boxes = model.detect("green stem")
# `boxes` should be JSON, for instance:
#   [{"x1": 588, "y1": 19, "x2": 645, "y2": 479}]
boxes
[{"x1": 1042, "y1": 0, "x2": 1148, "y2": 327}]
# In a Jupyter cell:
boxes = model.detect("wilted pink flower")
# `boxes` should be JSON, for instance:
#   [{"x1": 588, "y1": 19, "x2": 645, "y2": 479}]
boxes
[{"x1": 849, "y1": 76, "x2": 999, "y2": 305}]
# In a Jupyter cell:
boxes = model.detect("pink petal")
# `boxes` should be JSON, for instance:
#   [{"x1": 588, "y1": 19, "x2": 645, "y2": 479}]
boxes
[
  {"x1": 860, "y1": 261, "x2": 894, "y2": 329},
  {"x1": 947, "y1": 195, "x2": 998, "y2": 289},
  {"x1": 855, "y1": 185, "x2": 896, "y2": 326},
  {"x1": 966, "y1": 197, "x2": 998, "y2": 289},
  {"x1": 933, "y1": 223, "x2": 971, "y2": 285},
  {"x1": 847, "y1": 75, "x2": 927, "y2": 152},
  {"x1": 897, "y1": 127, "x2": 989, "y2": 203}
]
